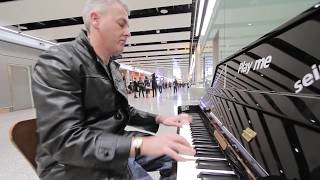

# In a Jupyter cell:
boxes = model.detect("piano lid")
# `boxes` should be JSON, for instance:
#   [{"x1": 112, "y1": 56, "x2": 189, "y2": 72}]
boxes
[{"x1": 202, "y1": 3, "x2": 320, "y2": 180}]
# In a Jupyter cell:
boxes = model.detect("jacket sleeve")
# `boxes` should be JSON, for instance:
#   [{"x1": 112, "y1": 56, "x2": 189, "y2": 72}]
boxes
[
  {"x1": 32, "y1": 47, "x2": 131, "y2": 170},
  {"x1": 127, "y1": 106, "x2": 159, "y2": 133}
]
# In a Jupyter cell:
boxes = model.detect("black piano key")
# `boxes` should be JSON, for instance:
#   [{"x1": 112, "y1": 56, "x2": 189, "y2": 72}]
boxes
[
  {"x1": 192, "y1": 131, "x2": 209, "y2": 134},
  {"x1": 192, "y1": 141, "x2": 212, "y2": 144},
  {"x1": 191, "y1": 130, "x2": 208, "y2": 133},
  {"x1": 190, "y1": 121, "x2": 204, "y2": 123},
  {"x1": 190, "y1": 124, "x2": 205, "y2": 126},
  {"x1": 190, "y1": 125, "x2": 206, "y2": 128},
  {"x1": 192, "y1": 124, "x2": 204, "y2": 126},
  {"x1": 195, "y1": 147, "x2": 222, "y2": 153},
  {"x1": 191, "y1": 128, "x2": 206, "y2": 130},
  {"x1": 191, "y1": 130, "x2": 208, "y2": 132},
  {"x1": 192, "y1": 137, "x2": 211, "y2": 140},
  {"x1": 192, "y1": 139, "x2": 212, "y2": 143},
  {"x1": 192, "y1": 135, "x2": 211, "y2": 138},
  {"x1": 189, "y1": 113, "x2": 200, "y2": 116},
  {"x1": 193, "y1": 140, "x2": 212, "y2": 144},
  {"x1": 192, "y1": 134, "x2": 211, "y2": 136},
  {"x1": 195, "y1": 144, "x2": 220, "y2": 148},
  {"x1": 196, "y1": 158, "x2": 227, "y2": 162},
  {"x1": 196, "y1": 160, "x2": 232, "y2": 171},
  {"x1": 197, "y1": 172, "x2": 238, "y2": 180},
  {"x1": 192, "y1": 137, "x2": 212, "y2": 141},
  {"x1": 191, "y1": 131, "x2": 209, "y2": 134},
  {"x1": 195, "y1": 152, "x2": 225, "y2": 158},
  {"x1": 196, "y1": 151, "x2": 224, "y2": 156},
  {"x1": 192, "y1": 136, "x2": 211, "y2": 139},
  {"x1": 193, "y1": 141, "x2": 218, "y2": 145},
  {"x1": 191, "y1": 128, "x2": 208, "y2": 131},
  {"x1": 191, "y1": 127, "x2": 206, "y2": 129}
]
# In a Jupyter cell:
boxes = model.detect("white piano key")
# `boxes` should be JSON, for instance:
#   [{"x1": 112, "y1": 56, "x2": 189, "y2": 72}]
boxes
[
  {"x1": 180, "y1": 154, "x2": 227, "y2": 161},
  {"x1": 177, "y1": 160, "x2": 235, "y2": 180},
  {"x1": 177, "y1": 121, "x2": 235, "y2": 180}
]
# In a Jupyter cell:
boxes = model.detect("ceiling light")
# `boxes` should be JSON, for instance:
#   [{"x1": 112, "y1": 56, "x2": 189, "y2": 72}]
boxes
[
  {"x1": 201, "y1": 0, "x2": 217, "y2": 36},
  {"x1": 248, "y1": 23, "x2": 252, "y2": 26},
  {"x1": 195, "y1": 0, "x2": 205, "y2": 36},
  {"x1": 156, "y1": 30, "x2": 160, "y2": 34},
  {"x1": 160, "y1": 9, "x2": 168, "y2": 14},
  {"x1": 161, "y1": 41, "x2": 167, "y2": 44}
]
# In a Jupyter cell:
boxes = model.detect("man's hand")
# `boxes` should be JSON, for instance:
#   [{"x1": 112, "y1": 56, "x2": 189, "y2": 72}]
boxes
[
  {"x1": 156, "y1": 114, "x2": 192, "y2": 127},
  {"x1": 140, "y1": 134, "x2": 195, "y2": 161}
]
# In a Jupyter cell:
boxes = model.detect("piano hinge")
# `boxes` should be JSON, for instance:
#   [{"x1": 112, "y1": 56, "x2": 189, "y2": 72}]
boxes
[{"x1": 241, "y1": 128, "x2": 257, "y2": 142}]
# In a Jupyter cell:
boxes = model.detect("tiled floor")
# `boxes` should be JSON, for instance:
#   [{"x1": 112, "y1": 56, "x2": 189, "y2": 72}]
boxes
[{"x1": 0, "y1": 87, "x2": 204, "y2": 180}]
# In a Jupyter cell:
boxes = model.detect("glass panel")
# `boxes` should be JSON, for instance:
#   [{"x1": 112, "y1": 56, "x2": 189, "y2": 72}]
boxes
[{"x1": 199, "y1": 0, "x2": 319, "y2": 84}]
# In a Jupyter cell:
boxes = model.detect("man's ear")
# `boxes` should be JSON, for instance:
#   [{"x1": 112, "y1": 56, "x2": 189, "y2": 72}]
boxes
[{"x1": 90, "y1": 11, "x2": 100, "y2": 30}]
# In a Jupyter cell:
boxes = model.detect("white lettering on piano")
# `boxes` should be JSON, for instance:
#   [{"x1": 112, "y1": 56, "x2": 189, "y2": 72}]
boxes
[
  {"x1": 294, "y1": 64, "x2": 320, "y2": 93},
  {"x1": 237, "y1": 55, "x2": 272, "y2": 74}
]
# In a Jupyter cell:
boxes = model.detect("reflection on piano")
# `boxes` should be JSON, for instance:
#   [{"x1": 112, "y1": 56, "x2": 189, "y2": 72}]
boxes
[{"x1": 175, "y1": 3, "x2": 320, "y2": 180}]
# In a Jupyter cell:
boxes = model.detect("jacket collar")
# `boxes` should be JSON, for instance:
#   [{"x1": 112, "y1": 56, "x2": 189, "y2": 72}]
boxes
[
  {"x1": 76, "y1": 30, "x2": 127, "y2": 99},
  {"x1": 76, "y1": 30, "x2": 120, "y2": 68}
]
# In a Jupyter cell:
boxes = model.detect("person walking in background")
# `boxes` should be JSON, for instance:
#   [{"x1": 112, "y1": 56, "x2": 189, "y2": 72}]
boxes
[
  {"x1": 138, "y1": 77, "x2": 145, "y2": 98},
  {"x1": 128, "y1": 81, "x2": 133, "y2": 94},
  {"x1": 173, "y1": 79, "x2": 178, "y2": 94},
  {"x1": 133, "y1": 78, "x2": 138, "y2": 98},
  {"x1": 158, "y1": 79, "x2": 163, "y2": 94},
  {"x1": 151, "y1": 73, "x2": 157, "y2": 97},
  {"x1": 144, "y1": 76, "x2": 151, "y2": 98}
]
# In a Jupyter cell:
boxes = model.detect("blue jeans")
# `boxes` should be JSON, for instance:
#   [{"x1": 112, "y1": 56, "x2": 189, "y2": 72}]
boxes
[{"x1": 128, "y1": 155, "x2": 174, "y2": 180}]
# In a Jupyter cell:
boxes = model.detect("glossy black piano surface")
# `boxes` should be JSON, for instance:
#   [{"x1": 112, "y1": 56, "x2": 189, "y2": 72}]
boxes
[{"x1": 177, "y1": 3, "x2": 320, "y2": 180}]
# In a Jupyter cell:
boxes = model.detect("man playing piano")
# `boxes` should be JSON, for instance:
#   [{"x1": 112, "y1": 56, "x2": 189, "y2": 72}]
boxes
[{"x1": 31, "y1": 0, "x2": 195, "y2": 179}]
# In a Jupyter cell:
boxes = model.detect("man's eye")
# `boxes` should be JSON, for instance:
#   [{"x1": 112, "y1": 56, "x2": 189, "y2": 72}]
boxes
[{"x1": 119, "y1": 22, "x2": 125, "y2": 27}]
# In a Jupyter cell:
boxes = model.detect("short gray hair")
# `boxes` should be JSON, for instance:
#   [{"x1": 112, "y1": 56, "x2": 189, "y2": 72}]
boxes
[{"x1": 82, "y1": 0, "x2": 129, "y2": 32}]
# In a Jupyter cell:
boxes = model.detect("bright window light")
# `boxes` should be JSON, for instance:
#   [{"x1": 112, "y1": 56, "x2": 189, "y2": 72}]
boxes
[
  {"x1": 173, "y1": 61, "x2": 181, "y2": 79},
  {"x1": 195, "y1": 0, "x2": 205, "y2": 36},
  {"x1": 201, "y1": 0, "x2": 217, "y2": 36}
]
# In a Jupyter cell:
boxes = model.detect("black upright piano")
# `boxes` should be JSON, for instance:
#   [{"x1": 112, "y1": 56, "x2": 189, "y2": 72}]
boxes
[{"x1": 176, "y1": 3, "x2": 320, "y2": 180}]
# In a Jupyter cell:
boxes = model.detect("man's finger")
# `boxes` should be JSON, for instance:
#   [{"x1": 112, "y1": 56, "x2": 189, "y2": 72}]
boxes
[
  {"x1": 179, "y1": 114, "x2": 192, "y2": 123},
  {"x1": 171, "y1": 134, "x2": 192, "y2": 147},
  {"x1": 167, "y1": 120, "x2": 181, "y2": 127},
  {"x1": 164, "y1": 147, "x2": 186, "y2": 162},
  {"x1": 169, "y1": 142, "x2": 196, "y2": 156}
]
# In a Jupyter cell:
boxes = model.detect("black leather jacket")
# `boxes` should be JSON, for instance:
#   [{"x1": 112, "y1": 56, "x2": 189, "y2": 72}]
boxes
[{"x1": 32, "y1": 31, "x2": 159, "y2": 180}]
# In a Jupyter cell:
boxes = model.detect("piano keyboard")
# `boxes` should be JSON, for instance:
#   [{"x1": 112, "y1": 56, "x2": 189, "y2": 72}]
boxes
[{"x1": 177, "y1": 113, "x2": 239, "y2": 180}]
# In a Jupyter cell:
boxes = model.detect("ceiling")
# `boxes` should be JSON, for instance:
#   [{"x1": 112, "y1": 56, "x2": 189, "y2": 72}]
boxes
[
  {"x1": 2, "y1": 0, "x2": 316, "y2": 81},
  {"x1": 0, "y1": 0, "x2": 195, "y2": 79}
]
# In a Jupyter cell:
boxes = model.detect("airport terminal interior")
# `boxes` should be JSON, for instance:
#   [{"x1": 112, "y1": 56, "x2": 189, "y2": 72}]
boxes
[{"x1": 1, "y1": 0, "x2": 320, "y2": 180}]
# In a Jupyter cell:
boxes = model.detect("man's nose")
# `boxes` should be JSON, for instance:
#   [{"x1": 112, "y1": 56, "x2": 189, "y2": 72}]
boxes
[{"x1": 124, "y1": 28, "x2": 131, "y2": 37}]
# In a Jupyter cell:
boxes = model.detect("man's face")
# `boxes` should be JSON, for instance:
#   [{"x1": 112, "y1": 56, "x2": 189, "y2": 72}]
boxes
[{"x1": 93, "y1": 3, "x2": 130, "y2": 56}]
